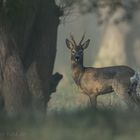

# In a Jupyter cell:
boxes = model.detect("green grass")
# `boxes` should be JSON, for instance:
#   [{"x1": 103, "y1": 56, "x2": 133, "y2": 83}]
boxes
[{"x1": 1, "y1": 109, "x2": 140, "y2": 140}]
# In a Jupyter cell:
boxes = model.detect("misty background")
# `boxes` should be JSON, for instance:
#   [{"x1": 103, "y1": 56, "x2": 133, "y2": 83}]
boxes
[{"x1": 48, "y1": 0, "x2": 140, "y2": 113}]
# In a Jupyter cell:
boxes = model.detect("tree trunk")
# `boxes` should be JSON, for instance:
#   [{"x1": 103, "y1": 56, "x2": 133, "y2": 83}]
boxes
[
  {"x1": 0, "y1": 28, "x2": 31, "y2": 117},
  {"x1": 23, "y1": 0, "x2": 61, "y2": 114},
  {"x1": 26, "y1": 62, "x2": 45, "y2": 118},
  {"x1": 0, "y1": 0, "x2": 61, "y2": 117}
]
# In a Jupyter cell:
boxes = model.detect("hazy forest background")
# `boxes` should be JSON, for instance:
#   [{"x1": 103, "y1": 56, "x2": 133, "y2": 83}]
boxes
[
  {"x1": 50, "y1": 0, "x2": 140, "y2": 112},
  {"x1": 1, "y1": 0, "x2": 140, "y2": 140}
]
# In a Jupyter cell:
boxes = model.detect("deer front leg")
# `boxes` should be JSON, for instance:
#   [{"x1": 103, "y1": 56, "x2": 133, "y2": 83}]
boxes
[{"x1": 88, "y1": 94, "x2": 97, "y2": 108}]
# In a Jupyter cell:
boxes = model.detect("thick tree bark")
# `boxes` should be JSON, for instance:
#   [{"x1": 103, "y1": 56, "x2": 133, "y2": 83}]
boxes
[
  {"x1": 23, "y1": 0, "x2": 61, "y2": 114},
  {"x1": 0, "y1": 0, "x2": 62, "y2": 117},
  {"x1": 26, "y1": 62, "x2": 45, "y2": 118},
  {"x1": 0, "y1": 28, "x2": 31, "y2": 117}
]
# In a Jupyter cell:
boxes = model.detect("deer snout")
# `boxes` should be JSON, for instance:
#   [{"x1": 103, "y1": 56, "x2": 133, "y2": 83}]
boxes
[{"x1": 75, "y1": 55, "x2": 80, "y2": 61}]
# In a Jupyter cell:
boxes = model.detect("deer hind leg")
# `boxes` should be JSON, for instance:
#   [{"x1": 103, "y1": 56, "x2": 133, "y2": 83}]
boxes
[{"x1": 112, "y1": 82, "x2": 135, "y2": 110}]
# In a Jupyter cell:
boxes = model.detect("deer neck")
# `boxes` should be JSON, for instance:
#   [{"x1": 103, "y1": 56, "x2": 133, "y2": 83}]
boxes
[{"x1": 71, "y1": 59, "x2": 84, "y2": 85}]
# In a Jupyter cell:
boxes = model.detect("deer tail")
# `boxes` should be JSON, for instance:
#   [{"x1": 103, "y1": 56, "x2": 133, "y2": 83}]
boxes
[{"x1": 129, "y1": 72, "x2": 140, "y2": 105}]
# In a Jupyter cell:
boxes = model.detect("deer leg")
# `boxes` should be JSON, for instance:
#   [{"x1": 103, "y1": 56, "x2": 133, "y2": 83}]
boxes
[
  {"x1": 88, "y1": 94, "x2": 97, "y2": 108},
  {"x1": 112, "y1": 83, "x2": 135, "y2": 110}
]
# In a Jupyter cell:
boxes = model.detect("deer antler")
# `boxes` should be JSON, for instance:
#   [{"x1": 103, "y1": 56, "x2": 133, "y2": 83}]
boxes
[
  {"x1": 79, "y1": 33, "x2": 85, "y2": 45},
  {"x1": 70, "y1": 34, "x2": 77, "y2": 46}
]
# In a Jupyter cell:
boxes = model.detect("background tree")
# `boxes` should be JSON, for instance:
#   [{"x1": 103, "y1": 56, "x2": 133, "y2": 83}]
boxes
[{"x1": 0, "y1": 0, "x2": 62, "y2": 118}]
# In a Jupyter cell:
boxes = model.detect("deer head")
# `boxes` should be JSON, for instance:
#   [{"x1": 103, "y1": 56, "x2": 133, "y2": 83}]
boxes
[{"x1": 66, "y1": 34, "x2": 90, "y2": 62}]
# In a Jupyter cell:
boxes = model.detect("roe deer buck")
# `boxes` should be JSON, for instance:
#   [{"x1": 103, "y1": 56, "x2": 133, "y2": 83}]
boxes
[{"x1": 66, "y1": 34, "x2": 139, "y2": 109}]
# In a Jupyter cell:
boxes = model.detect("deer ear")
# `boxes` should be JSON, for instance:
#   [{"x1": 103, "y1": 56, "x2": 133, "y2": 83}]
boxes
[
  {"x1": 66, "y1": 39, "x2": 73, "y2": 50},
  {"x1": 81, "y1": 39, "x2": 90, "y2": 50}
]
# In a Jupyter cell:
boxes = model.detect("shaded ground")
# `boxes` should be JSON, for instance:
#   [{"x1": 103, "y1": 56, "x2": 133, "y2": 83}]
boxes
[{"x1": 1, "y1": 109, "x2": 140, "y2": 140}]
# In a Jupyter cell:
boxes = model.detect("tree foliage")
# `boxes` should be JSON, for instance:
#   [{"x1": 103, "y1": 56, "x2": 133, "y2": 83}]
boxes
[{"x1": 59, "y1": 0, "x2": 140, "y2": 24}]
